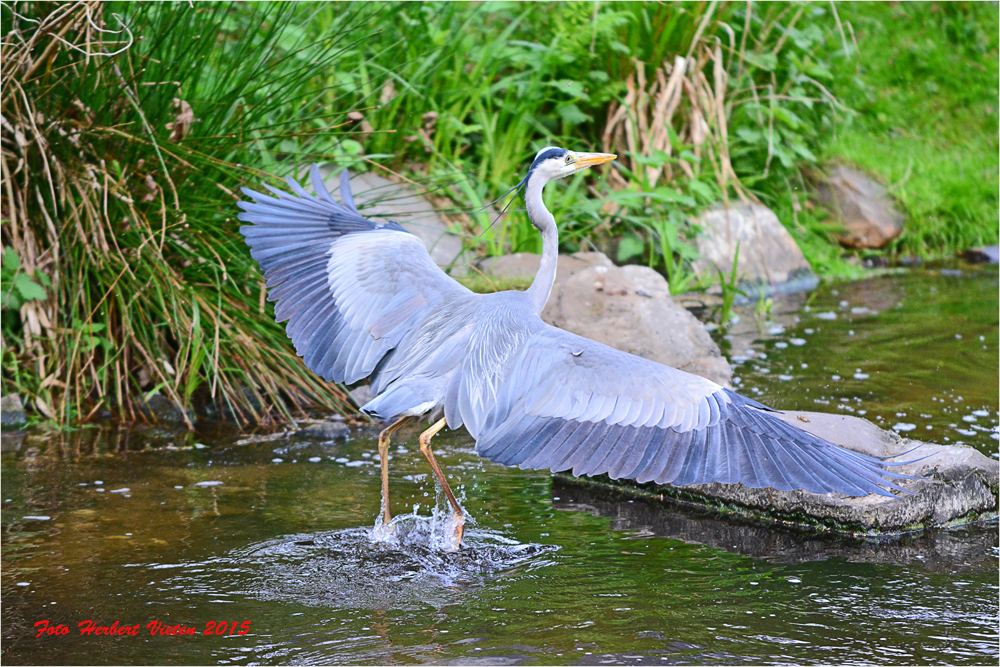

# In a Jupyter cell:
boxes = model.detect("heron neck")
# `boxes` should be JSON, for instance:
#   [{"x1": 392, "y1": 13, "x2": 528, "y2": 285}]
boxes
[{"x1": 524, "y1": 175, "x2": 558, "y2": 315}]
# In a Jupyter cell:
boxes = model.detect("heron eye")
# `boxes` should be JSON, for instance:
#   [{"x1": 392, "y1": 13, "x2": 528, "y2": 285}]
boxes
[{"x1": 565, "y1": 155, "x2": 572, "y2": 163}]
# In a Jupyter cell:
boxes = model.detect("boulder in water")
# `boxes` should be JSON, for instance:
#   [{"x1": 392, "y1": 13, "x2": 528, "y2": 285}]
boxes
[{"x1": 559, "y1": 410, "x2": 998, "y2": 534}]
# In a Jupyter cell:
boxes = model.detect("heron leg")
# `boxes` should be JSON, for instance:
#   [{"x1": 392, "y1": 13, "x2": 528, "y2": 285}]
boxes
[
  {"x1": 418, "y1": 417, "x2": 464, "y2": 548},
  {"x1": 376, "y1": 415, "x2": 415, "y2": 532}
]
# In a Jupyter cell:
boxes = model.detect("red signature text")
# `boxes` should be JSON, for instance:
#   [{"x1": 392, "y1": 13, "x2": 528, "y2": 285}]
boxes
[
  {"x1": 78, "y1": 620, "x2": 142, "y2": 636},
  {"x1": 147, "y1": 621, "x2": 198, "y2": 636},
  {"x1": 33, "y1": 619, "x2": 252, "y2": 638},
  {"x1": 34, "y1": 621, "x2": 71, "y2": 638}
]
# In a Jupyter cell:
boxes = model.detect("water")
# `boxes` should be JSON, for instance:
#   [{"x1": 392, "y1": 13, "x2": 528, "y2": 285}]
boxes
[
  {"x1": 720, "y1": 267, "x2": 999, "y2": 456},
  {"x1": 2, "y1": 269, "x2": 997, "y2": 665}
]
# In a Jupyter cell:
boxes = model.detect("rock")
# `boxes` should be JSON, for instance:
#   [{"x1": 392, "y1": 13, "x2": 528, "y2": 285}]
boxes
[
  {"x1": 349, "y1": 385, "x2": 374, "y2": 408},
  {"x1": 316, "y1": 167, "x2": 471, "y2": 274},
  {"x1": 296, "y1": 420, "x2": 349, "y2": 440},
  {"x1": 478, "y1": 251, "x2": 732, "y2": 387},
  {"x1": 134, "y1": 392, "x2": 194, "y2": 424},
  {"x1": 813, "y1": 165, "x2": 905, "y2": 249},
  {"x1": 691, "y1": 202, "x2": 817, "y2": 296},
  {"x1": 1, "y1": 393, "x2": 27, "y2": 426},
  {"x1": 476, "y1": 251, "x2": 608, "y2": 284},
  {"x1": 559, "y1": 410, "x2": 998, "y2": 535},
  {"x1": 963, "y1": 245, "x2": 999, "y2": 264}
]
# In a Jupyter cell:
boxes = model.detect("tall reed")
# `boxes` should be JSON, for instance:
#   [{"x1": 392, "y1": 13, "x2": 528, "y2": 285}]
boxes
[{"x1": 1, "y1": 1, "x2": 378, "y2": 426}]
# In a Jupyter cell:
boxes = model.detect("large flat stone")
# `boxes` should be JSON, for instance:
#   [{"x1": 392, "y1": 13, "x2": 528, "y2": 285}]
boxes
[
  {"x1": 691, "y1": 202, "x2": 817, "y2": 296},
  {"x1": 558, "y1": 410, "x2": 997, "y2": 535},
  {"x1": 478, "y1": 251, "x2": 732, "y2": 387}
]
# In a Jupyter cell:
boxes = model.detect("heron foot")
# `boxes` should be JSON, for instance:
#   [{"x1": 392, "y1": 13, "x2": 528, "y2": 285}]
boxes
[
  {"x1": 371, "y1": 519, "x2": 396, "y2": 544},
  {"x1": 441, "y1": 512, "x2": 465, "y2": 552}
]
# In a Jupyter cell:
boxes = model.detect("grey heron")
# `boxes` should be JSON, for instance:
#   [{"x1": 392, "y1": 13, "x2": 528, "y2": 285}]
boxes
[{"x1": 238, "y1": 146, "x2": 910, "y2": 550}]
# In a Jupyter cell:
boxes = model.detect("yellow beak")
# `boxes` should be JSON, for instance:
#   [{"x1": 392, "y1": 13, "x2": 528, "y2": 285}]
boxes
[{"x1": 575, "y1": 152, "x2": 617, "y2": 169}]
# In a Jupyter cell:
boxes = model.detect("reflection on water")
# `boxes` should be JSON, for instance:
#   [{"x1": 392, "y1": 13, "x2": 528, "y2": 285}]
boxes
[
  {"x1": 2, "y1": 269, "x2": 998, "y2": 666},
  {"x1": 552, "y1": 477, "x2": 997, "y2": 575}
]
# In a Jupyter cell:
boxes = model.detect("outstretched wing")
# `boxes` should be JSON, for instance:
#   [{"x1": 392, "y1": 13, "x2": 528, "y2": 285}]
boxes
[
  {"x1": 237, "y1": 165, "x2": 470, "y2": 384},
  {"x1": 473, "y1": 325, "x2": 907, "y2": 497}
]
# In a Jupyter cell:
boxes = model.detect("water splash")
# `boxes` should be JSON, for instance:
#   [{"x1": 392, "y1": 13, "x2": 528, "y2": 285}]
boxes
[{"x1": 227, "y1": 523, "x2": 558, "y2": 611}]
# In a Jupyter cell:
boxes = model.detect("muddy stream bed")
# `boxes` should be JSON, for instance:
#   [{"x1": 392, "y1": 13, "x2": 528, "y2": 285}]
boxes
[{"x1": 2, "y1": 268, "x2": 997, "y2": 665}]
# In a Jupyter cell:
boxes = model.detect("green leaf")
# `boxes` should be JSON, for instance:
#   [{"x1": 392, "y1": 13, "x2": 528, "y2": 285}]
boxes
[
  {"x1": 14, "y1": 274, "x2": 46, "y2": 301},
  {"x1": 2, "y1": 287, "x2": 22, "y2": 311},
  {"x1": 557, "y1": 103, "x2": 591, "y2": 125},
  {"x1": 339, "y1": 139, "x2": 364, "y2": 156},
  {"x1": 617, "y1": 234, "x2": 646, "y2": 262},
  {"x1": 2, "y1": 247, "x2": 19, "y2": 273},
  {"x1": 650, "y1": 188, "x2": 697, "y2": 207},
  {"x1": 743, "y1": 51, "x2": 777, "y2": 72},
  {"x1": 687, "y1": 180, "x2": 715, "y2": 201},
  {"x1": 552, "y1": 79, "x2": 589, "y2": 100},
  {"x1": 789, "y1": 141, "x2": 817, "y2": 162},
  {"x1": 735, "y1": 127, "x2": 763, "y2": 145}
]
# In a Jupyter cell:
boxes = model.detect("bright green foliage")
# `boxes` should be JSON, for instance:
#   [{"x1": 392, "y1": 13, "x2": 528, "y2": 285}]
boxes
[
  {"x1": 827, "y1": 2, "x2": 999, "y2": 257},
  {"x1": 309, "y1": 2, "x2": 858, "y2": 290}
]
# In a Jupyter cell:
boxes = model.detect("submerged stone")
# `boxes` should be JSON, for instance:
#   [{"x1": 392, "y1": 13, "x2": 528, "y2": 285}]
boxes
[
  {"x1": 963, "y1": 245, "x2": 999, "y2": 265},
  {"x1": 1, "y1": 393, "x2": 27, "y2": 426},
  {"x1": 296, "y1": 420, "x2": 350, "y2": 440},
  {"x1": 558, "y1": 410, "x2": 998, "y2": 535},
  {"x1": 133, "y1": 392, "x2": 194, "y2": 424}
]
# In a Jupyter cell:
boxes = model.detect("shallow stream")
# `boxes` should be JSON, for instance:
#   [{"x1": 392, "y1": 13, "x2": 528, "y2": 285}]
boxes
[{"x1": 2, "y1": 268, "x2": 997, "y2": 665}]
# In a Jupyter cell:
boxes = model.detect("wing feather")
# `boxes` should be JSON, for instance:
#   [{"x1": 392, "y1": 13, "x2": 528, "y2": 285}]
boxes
[
  {"x1": 464, "y1": 324, "x2": 907, "y2": 497},
  {"x1": 238, "y1": 167, "x2": 470, "y2": 386}
]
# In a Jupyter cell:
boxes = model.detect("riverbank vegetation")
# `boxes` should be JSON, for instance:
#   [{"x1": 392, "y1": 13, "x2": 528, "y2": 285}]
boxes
[{"x1": 2, "y1": 1, "x2": 996, "y2": 427}]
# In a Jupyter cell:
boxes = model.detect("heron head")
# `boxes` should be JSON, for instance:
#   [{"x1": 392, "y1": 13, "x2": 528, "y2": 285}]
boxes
[{"x1": 528, "y1": 146, "x2": 616, "y2": 184}]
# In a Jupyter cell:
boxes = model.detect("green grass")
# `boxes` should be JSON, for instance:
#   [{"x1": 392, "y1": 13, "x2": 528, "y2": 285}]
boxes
[{"x1": 825, "y1": 2, "x2": 999, "y2": 257}]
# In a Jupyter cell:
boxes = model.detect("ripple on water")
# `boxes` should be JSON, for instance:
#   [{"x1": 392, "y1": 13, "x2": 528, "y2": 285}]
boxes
[{"x1": 183, "y1": 517, "x2": 560, "y2": 612}]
